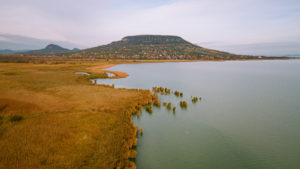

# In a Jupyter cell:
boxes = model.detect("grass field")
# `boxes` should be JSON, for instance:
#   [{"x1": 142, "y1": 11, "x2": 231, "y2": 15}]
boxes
[{"x1": 0, "y1": 60, "x2": 152, "y2": 169}]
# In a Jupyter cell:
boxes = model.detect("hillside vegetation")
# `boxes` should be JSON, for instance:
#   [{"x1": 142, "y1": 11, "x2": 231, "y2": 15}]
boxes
[{"x1": 74, "y1": 35, "x2": 252, "y2": 60}]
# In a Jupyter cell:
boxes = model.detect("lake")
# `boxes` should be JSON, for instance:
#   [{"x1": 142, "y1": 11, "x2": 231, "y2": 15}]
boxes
[{"x1": 96, "y1": 60, "x2": 300, "y2": 169}]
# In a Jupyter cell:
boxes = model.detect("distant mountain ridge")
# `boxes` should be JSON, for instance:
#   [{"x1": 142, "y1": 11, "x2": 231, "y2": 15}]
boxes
[
  {"x1": 75, "y1": 35, "x2": 252, "y2": 60},
  {"x1": 2, "y1": 35, "x2": 292, "y2": 59},
  {"x1": 286, "y1": 54, "x2": 300, "y2": 57},
  {"x1": 0, "y1": 34, "x2": 83, "y2": 50},
  {"x1": 0, "y1": 49, "x2": 30, "y2": 54},
  {"x1": 24, "y1": 44, "x2": 79, "y2": 55}
]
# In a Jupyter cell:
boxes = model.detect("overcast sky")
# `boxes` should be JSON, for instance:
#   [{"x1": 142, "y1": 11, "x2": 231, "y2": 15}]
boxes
[{"x1": 0, "y1": 0, "x2": 300, "y2": 48}]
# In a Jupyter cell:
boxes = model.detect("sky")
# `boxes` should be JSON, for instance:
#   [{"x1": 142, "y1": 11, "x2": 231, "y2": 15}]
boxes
[{"x1": 0, "y1": 0, "x2": 300, "y2": 55}]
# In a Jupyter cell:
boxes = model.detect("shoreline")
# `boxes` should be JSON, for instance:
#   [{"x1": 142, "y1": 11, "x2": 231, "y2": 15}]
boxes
[
  {"x1": 87, "y1": 58, "x2": 299, "y2": 169},
  {"x1": 87, "y1": 64, "x2": 129, "y2": 79},
  {"x1": 0, "y1": 62, "x2": 153, "y2": 169},
  {"x1": 1, "y1": 59, "x2": 299, "y2": 169},
  {"x1": 87, "y1": 58, "x2": 298, "y2": 79}
]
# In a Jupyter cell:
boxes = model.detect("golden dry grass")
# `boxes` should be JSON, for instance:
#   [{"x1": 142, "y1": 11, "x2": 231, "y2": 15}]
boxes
[{"x1": 0, "y1": 61, "x2": 152, "y2": 169}]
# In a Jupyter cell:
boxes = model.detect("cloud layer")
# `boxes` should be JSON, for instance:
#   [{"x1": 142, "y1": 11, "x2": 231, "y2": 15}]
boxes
[{"x1": 1, "y1": 0, "x2": 300, "y2": 48}]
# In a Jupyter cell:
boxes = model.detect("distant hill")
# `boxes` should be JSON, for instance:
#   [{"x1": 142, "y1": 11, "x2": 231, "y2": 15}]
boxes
[
  {"x1": 73, "y1": 35, "x2": 255, "y2": 60},
  {"x1": 7, "y1": 35, "x2": 290, "y2": 60},
  {"x1": 286, "y1": 54, "x2": 300, "y2": 57},
  {"x1": 71, "y1": 48, "x2": 80, "y2": 52},
  {"x1": 0, "y1": 34, "x2": 84, "y2": 50},
  {"x1": 0, "y1": 49, "x2": 15, "y2": 54},
  {"x1": 24, "y1": 44, "x2": 78, "y2": 55},
  {"x1": 0, "y1": 49, "x2": 30, "y2": 54}
]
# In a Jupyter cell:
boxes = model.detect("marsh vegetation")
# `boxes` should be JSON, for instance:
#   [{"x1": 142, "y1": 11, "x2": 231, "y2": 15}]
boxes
[
  {"x1": 180, "y1": 101, "x2": 188, "y2": 108},
  {"x1": 192, "y1": 96, "x2": 198, "y2": 103},
  {"x1": 0, "y1": 61, "x2": 153, "y2": 169}
]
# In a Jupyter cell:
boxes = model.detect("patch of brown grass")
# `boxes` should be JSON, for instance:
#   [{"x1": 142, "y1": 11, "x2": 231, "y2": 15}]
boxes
[{"x1": 0, "y1": 62, "x2": 152, "y2": 169}]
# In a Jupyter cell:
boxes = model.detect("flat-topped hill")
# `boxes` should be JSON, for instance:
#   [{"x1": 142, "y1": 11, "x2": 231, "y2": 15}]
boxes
[
  {"x1": 76, "y1": 35, "x2": 254, "y2": 60},
  {"x1": 119, "y1": 35, "x2": 192, "y2": 45}
]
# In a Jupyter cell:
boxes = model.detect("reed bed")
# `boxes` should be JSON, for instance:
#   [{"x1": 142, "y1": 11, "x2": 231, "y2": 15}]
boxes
[{"x1": 0, "y1": 62, "x2": 152, "y2": 169}]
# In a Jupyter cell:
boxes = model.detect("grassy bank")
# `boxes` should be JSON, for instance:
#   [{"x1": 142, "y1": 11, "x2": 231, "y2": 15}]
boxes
[{"x1": 0, "y1": 61, "x2": 152, "y2": 169}]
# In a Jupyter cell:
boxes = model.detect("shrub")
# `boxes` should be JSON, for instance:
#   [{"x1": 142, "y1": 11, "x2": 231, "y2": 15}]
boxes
[
  {"x1": 152, "y1": 87, "x2": 159, "y2": 93},
  {"x1": 153, "y1": 86, "x2": 171, "y2": 95},
  {"x1": 133, "y1": 138, "x2": 138, "y2": 146},
  {"x1": 152, "y1": 93, "x2": 158, "y2": 101},
  {"x1": 140, "y1": 128, "x2": 143, "y2": 135},
  {"x1": 126, "y1": 161, "x2": 136, "y2": 169},
  {"x1": 152, "y1": 93, "x2": 158, "y2": 98},
  {"x1": 152, "y1": 93, "x2": 161, "y2": 107},
  {"x1": 153, "y1": 100, "x2": 161, "y2": 107},
  {"x1": 180, "y1": 92, "x2": 183, "y2": 97},
  {"x1": 172, "y1": 106, "x2": 176, "y2": 113},
  {"x1": 159, "y1": 87, "x2": 164, "y2": 92},
  {"x1": 166, "y1": 102, "x2": 172, "y2": 110},
  {"x1": 145, "y1": 105, "x2": 152, "y2": 113},
  {"x1": 174, "y1": 91, "x2": 179, "y2": 96},
  {"x1": 129, "y1": 150, "x2": 137, "y2": 159},
  {"x1": 164, "y1": 88, "x2": 171, "y2": 94},
  {"x1": 136, "y1": 111, "x2": 141, "y2": 117},
  {"x1": 9, "y1": 115, "x2": 23, "y2": 122},
  {"x1": 132, "y1": 105, "x2": 142, "y2": 115},
  {"x1": 192, "y1": 97, "x2": 198, "y2": 103},
  {"x1": 180, "y1": 101, "x2": 188, "y2": 108}
]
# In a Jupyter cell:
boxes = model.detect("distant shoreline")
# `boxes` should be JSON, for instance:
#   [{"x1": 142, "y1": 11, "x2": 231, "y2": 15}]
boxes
[{"x1": 86, "y1": 57, "x2": 298, "y2": 80}]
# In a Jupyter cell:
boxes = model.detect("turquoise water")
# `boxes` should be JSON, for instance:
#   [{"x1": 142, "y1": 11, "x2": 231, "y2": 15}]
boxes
[{"x1": 96, "y1": 60, "x2": 300, "y2": 169}]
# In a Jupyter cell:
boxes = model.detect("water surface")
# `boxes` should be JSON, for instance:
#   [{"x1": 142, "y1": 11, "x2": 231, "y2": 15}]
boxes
[{"x1": 96, "y1": 60, "x2": 300, "y2": 169}]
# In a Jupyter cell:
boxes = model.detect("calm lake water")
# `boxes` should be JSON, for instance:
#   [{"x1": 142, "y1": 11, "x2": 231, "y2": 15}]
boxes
[{"x1": 96, "y1": 60, "x2": 300, "y2": 169}]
